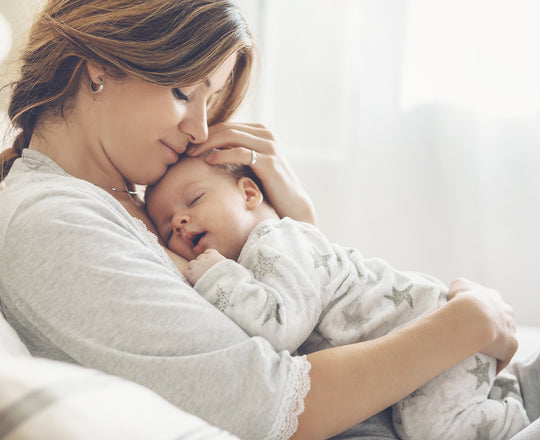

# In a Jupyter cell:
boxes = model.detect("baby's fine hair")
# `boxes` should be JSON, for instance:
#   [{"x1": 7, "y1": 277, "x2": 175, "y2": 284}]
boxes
[
  {"x1": 144, "y1": 154, "x2": 265, "y2": 206},
  {"x1": 0, "y1": 0, "x2": 255, "y2": 181},
  {"x1": 214, "y1": 161, "x2": 265, "y2": 198}
]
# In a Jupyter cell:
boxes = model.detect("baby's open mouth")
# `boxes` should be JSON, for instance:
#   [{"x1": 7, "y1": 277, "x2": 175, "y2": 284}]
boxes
[{"x1": 192, "y1": 232, "x2": 206, "y2": 248}]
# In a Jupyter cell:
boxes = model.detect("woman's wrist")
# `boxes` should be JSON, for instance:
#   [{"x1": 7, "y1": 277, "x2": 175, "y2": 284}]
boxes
[
  {"x1": 446, "y1": 279, "x2": 517, "y2": 370},
  {"x1": 287, "y1": 199, "x2": 317, "y2": 226}
]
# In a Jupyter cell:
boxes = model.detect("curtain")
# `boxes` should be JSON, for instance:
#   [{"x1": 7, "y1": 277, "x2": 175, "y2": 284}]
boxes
[{"x1": 237, "y1": 0, "x2": 540, "y2": 325}]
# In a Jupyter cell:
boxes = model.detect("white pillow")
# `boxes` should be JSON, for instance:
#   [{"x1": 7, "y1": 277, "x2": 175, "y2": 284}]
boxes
[
  {"x1": 0, "y1": 314, "x2": 30, "y2": 357},
  {"x1": 0, "y1": 355, "x2": 239, "y2": 440}
]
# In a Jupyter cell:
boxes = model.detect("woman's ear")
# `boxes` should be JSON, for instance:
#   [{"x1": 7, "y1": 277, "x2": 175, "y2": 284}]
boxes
[
  {"x1": 85, "y1": 60, "x2": 106, "y2": 88},
  {"x1": 237, "y1": 177, "x2": 263, "y2": 210}
]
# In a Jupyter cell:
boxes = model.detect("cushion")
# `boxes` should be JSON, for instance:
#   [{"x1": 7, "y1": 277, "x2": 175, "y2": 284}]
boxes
[{"x1": 0, "y1": 355, "x2": 239, "y2": 439}]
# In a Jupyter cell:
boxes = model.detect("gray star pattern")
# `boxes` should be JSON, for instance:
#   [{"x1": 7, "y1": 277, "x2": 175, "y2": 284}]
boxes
[
  {"x1": 254, "y1": 224, "x2": 272, "y2": 239},
  {"x1": 342, "y1": 283, "x2": 371, "y2": 328},
  {"x1": 403, "y1": 387, "x2": 426, "y2": 402},
  {"x1": 467, "y1": 355, "x2": 491, "y2": 390},
  {"x1": 312, "y1": 251, "x2": 332, "y2": 277},
  {"x1": 213, "y1": 285, "x2": 232, "y2": 312},
  {"x1": 342, "y1": 306, "x2": 371, "y2": 329},
  {"x1": 384, "y1": 285, "x2": 413, "y2": 308},
  {"x1": 394, "y1": 388, "x2": 427, "y2": 426},
  {"x1": 252, "y1": 250, "x2": 281, "y2": 279},
  {"x1": 494, "y1": 376, "x2": 520, "y2": 399},
  {"x1": 472, "y1": 411, "x2": 496, "y2": 440},
  {"x1": 261, "y1": 294, "x2": 282, "y2": 325}
]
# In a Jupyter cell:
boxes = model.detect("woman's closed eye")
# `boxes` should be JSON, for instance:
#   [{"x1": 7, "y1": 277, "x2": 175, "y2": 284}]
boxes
[{"x1": 172, "y1": 88, "x2": 189, "y2": 101}]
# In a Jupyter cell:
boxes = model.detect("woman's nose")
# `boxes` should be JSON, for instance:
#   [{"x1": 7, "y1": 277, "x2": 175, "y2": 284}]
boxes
[{"x1": 179, "y1": 99, "x2": 208, "y2": 144}]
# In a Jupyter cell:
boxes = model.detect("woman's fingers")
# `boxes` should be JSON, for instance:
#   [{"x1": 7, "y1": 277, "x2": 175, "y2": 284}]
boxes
[
  {"x1": 449, "y1": 278, "x2": 518, "y2": 372},
  {"x1": 186, "y1": 122, "x2": 276, "y2": 156},
  {"x1": 204, "y1": 146, "x2": 260, "y2": 168},
  {"x1": 207, "y1": 121, "x2": 273, "y2": 140},
  {"x1": 447, "y1": 278, "x2": 489, "y2": 300},
  {"x1": 186, "y1": 121, "x2": 317, "y2": 225}
]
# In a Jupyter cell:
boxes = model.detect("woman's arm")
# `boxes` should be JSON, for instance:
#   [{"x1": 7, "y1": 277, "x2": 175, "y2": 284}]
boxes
[
  {"x1": 293, "y1": 280, "x2": 518, "y2": 440},
  {"x1": 186, "y1": 122, "x2": 317, "y2": 225}
]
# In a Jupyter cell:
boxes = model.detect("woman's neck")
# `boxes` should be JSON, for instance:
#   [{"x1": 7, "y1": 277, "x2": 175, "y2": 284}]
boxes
[
  {"x1": 29, "y1": 108, "x2": 136, "y2": 204},
  {"x1": 29, "y1": 106, "x2": 167, "y2": 251}
]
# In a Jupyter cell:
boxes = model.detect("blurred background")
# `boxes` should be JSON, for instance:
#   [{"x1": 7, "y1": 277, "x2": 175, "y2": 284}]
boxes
[{"x1": 1, "y1": 0, "x2": 539, "y2": 326}]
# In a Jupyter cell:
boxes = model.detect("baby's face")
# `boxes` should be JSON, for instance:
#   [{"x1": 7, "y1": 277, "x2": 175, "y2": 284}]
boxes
[{"x1": 146, "y1": 157, "x2": 255, "y2": 261}]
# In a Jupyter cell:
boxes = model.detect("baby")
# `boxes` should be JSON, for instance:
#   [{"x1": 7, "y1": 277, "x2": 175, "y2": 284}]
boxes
[{"x1": 145, "y1": 155, "x2": 529, "y2": 440}]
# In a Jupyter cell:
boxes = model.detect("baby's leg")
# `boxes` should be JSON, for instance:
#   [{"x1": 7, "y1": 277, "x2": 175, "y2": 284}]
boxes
[
  {"x1": 506, "y1": 350, "x2": 540, "y2": 423},
  {"x1": 393, "y1": 353, "x2": 530, "y2": 440}
]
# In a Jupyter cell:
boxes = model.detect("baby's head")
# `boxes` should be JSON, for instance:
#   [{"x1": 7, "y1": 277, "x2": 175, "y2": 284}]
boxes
[{"x1": 145, "y1": 156, "x2": 277, "y2": 261}]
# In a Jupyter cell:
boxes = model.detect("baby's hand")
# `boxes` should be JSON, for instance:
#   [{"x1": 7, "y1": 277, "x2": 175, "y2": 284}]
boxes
[{"x1": 185, "y1": 249, "x2": 226, "y2": 285}]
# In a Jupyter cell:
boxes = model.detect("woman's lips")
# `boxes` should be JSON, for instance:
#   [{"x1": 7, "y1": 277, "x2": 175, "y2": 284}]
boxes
[{"x1": 160, "y1": 140, "x2": 180, "y2": 163}]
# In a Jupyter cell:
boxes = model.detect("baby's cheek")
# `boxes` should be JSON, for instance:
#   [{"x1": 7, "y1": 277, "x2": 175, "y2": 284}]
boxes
[{"x1": 169, "y1": 239, "x2": 190, "y2": 260}]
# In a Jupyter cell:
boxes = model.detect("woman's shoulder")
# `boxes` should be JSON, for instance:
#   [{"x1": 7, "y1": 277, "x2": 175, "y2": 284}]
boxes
[
  {"x1": 0, "y1": 152, "x2": 151, "y2": 262},
  {"x1": 1, "y1": 151, "x2": 132, "y2": 227}
]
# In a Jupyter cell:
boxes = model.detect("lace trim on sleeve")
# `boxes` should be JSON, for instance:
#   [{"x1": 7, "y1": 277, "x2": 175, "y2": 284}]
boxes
[{"x1": 269, "y1": 355, "x2": 311, "y2": 440}]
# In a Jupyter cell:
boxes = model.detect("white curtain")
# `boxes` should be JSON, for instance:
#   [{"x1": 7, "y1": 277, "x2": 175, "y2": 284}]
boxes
[{"x1": 237, "y1": 0, "x2": 540, "y2": 325}]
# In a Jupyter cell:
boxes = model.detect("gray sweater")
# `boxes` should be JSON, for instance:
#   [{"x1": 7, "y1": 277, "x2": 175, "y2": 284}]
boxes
[{"x1": 0, "y1": 149, "x2": 310, "y2": 440}]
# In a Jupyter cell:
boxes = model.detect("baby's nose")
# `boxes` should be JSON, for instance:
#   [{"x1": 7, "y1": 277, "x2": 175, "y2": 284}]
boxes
[{"x1": 171, "y1": 213, "x2": 189, "y2": 233}]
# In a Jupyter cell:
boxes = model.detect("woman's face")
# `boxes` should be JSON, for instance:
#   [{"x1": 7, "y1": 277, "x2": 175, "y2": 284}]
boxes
[{"x1": 91, "y1": 53, "x2": 237, "y2": 185}]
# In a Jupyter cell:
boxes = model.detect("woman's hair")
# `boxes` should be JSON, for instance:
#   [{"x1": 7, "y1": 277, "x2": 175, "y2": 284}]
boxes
[{"x1": 0, "y1": 0, "x2": 254, "y2": 181}]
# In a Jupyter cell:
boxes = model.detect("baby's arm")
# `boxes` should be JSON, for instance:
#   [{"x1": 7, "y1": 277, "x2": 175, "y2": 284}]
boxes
[
  {"x1": 163, "y1": 244, "x2": 314, "y2": 353},
  {"x1": 193, "y1": 252, "x2": 322, "y2": 353},
  {"x1": 192, "y1": 219, "x2": 337, "y2": 353}
]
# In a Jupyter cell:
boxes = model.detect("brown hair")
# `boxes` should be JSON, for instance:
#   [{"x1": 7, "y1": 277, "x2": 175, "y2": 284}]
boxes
[{"x1": 0, "y1": 0, "x2": 254, "y2": 181}]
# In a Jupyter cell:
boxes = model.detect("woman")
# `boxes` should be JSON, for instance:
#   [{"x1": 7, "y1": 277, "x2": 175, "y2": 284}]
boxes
[{"x1": 0, "y1": 1, "x2": 526, "y2": 439}]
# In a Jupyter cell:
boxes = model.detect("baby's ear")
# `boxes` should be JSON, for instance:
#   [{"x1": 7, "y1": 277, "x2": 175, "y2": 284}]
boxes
[{"x1": 237, "y1": 177, "x2": 263, "y2": 210}]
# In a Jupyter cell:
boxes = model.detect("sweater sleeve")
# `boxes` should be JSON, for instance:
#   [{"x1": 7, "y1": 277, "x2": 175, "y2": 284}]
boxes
[
  {"x1": 1, "y1": 187, "x2": 310, "y2": 440},
  {"x1": 194, "y1": 218, "x2": 338, "y2": 354}
]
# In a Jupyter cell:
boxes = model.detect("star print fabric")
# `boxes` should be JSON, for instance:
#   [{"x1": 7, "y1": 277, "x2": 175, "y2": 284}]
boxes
[
  {"x1": 193, "y1": 217, "x2": 530, "y2": 439},
  {"x1": 194, "y1": 217, "x2": 449, "y2": 353},
  {"x1": 393, "y1": 352, "x2": 530, "y2": 440}
]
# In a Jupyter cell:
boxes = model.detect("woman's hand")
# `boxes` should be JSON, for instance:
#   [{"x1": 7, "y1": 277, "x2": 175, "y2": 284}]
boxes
[
  {"x1": 448, "y1": 278, "x2": 518, "y2": 372},
  {"x1": 186, "y1": 122, "x2": 317, "y2": 225}
]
